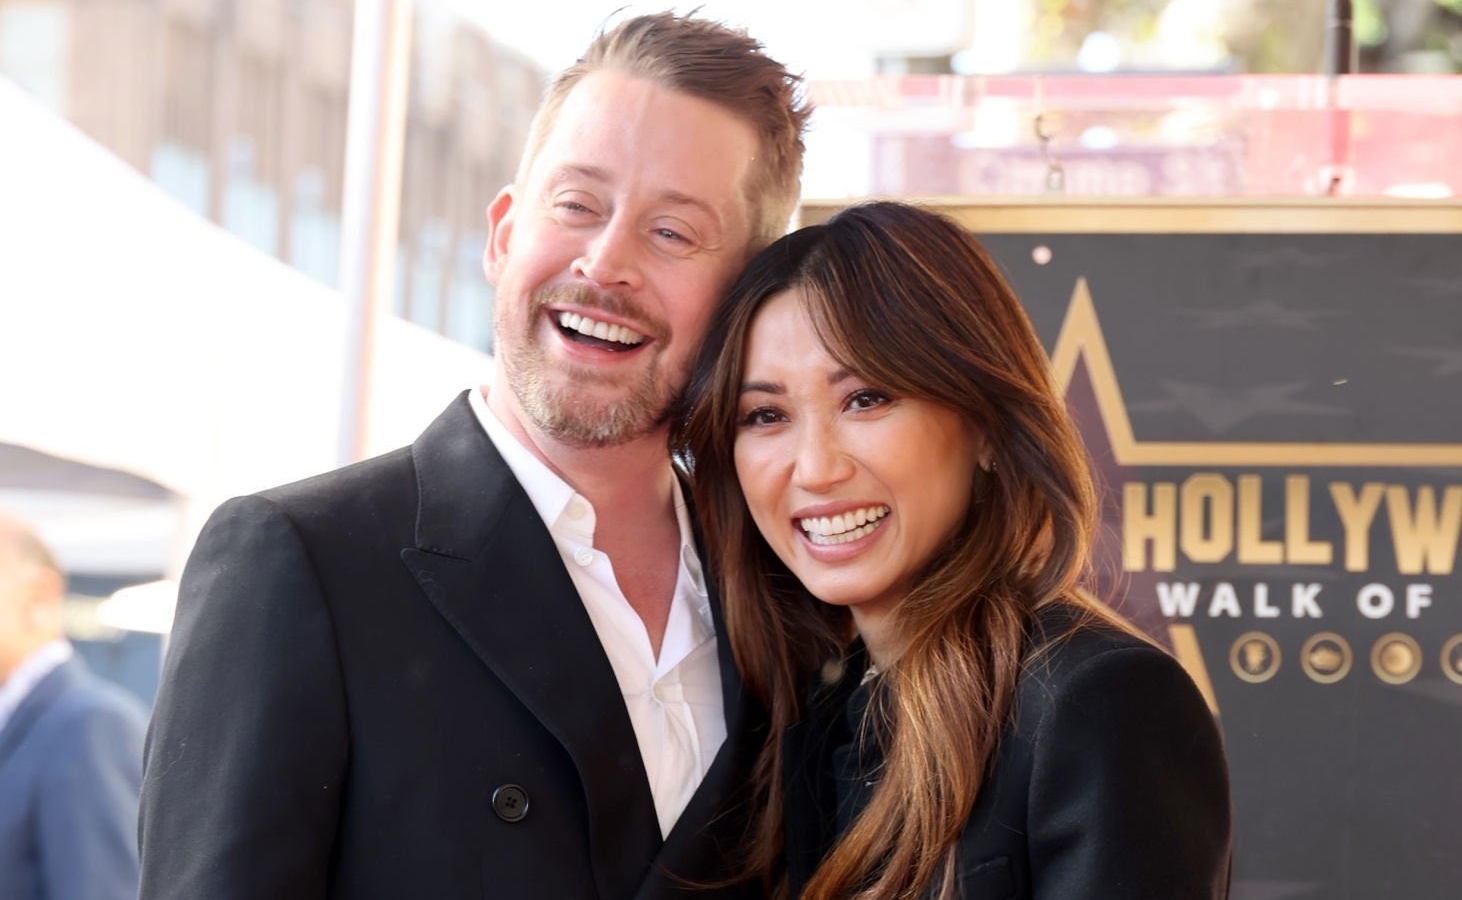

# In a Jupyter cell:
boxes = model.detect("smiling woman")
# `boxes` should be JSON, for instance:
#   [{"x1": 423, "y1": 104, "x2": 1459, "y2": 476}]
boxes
[
  {"x1": 732, "y1": 286, "x2": 984, "y2": 658},
  {"x1": 675, "y1": 201, "x2": 1233, "y2": 900}
]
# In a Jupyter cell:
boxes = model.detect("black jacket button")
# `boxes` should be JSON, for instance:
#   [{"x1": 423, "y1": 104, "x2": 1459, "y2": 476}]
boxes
[{"x1": 492, "y1": 784, "x2": 529, "y2": 823}]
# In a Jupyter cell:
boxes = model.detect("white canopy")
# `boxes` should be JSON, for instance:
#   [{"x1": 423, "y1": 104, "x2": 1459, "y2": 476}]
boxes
[{"x1": 0, "y1": 78, "x2": 492, "y2": 573}]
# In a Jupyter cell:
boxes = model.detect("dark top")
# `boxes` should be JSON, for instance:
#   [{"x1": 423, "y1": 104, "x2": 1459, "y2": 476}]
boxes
[{"x1": 782, "y1": 604, "x2": 1232, "y2": 900}]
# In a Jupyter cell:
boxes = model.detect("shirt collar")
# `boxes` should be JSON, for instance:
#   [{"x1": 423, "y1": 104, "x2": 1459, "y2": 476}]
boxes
[
  {"x1": 469, "y1": 385, "x2": 576, "y2": 530},
  {"x1": 0, "y1": 639, "x2": 73, "y2": 733},
  {"x1": 468, "y1": 386, "x2": 710, "y2": 620},
  {"x1": 671, "y1": 478, "x2": 709, "y2": 602}
]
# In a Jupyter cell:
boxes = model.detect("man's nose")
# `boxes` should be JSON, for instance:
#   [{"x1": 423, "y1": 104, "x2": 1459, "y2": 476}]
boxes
[{"x1": 572, "y1": 216, "x2": 642, "y2": 291}]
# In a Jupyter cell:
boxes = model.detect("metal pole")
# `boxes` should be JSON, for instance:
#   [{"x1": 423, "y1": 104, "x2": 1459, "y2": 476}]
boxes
[
  {"x1": 337, "y1": 0, "x2": 414, "y2": 465},
  {"x1": 1324, "y1": 0, "x2": 1356, "y2": 77},
  {"x1": 1322, "y1": 0, "x2": 1355, "y2": 196}
]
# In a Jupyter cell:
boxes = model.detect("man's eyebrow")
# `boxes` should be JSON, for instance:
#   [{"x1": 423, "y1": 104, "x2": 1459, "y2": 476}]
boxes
[
  {"x1": 547, "y1": 163, "x2": 610, "y2": 184},
  {"x1": 658, "y1": 189, "x2": 720, "y2": 224},
  {"x1": 547, "y1": 166, "x2": 722, "y2": 223}
]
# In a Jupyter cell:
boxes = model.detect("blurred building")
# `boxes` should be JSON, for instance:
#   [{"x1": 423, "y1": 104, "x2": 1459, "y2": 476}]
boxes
[{"x1": 0, "y1": 0, "x2": 545, "y2": 352}]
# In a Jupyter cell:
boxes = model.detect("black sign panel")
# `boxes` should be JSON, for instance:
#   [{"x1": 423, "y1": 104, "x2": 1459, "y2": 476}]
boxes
[{"x1": 964, "y1": 226, "x2": 1462, "y2": 900}]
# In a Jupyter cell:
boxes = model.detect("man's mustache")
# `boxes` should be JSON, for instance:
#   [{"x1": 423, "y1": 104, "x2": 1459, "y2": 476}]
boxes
[{"x1": 530, "y1": 283, "x2": 668, "y2": 343}]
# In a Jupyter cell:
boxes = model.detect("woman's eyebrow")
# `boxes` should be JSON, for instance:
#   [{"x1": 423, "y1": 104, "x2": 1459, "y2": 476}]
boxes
[
  {"x1": 740, "y1": 368, "x2": 854, "y2": 395},
  {"x1": 739, "y1": 380, "x2": 783, "y2": 396}
]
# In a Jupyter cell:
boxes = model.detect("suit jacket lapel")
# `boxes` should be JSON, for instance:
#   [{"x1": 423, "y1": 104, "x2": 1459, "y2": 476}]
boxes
[
  {"x1": 0, "y1": 658, "x2": 77, "y2": 774},
  {"x1": 399, "y1": 393, "x2": 661, "y2": 900},
  {"x1": 782, "y1": 651, "x2": 865, "y2": 897},
  {"x1": 635, "y1": 530, "x2": 765, "y2": 898}
]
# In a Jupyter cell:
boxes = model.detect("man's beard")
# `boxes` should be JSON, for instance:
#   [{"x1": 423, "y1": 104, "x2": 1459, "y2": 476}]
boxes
[{"x1": 499, "y1": 284, "x2": 675, "y2": 448}]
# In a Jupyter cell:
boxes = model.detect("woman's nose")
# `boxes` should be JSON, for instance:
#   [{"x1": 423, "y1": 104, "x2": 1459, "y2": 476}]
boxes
[{"x1": 792, "y1": 423, "x2": 855, "y2": 493}]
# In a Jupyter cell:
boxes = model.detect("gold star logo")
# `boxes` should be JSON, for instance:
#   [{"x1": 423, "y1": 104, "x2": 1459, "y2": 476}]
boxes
[{"x1": 1048, "y1": 279, "x2": 1462, "y2": 712}]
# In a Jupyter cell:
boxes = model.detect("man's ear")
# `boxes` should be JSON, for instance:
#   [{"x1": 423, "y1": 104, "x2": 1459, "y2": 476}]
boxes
[
  {"x1": 24, "y1": 566, "x2": 65, "y2": 632},
  {"x1": 483, "y1": 186, "x2": 516, "y2": 285}
]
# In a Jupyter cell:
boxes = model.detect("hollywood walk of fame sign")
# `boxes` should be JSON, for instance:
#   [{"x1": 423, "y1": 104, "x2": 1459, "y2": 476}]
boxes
[{"x1": 802, "y1": 199, "x2": 1462, "y2": 900}]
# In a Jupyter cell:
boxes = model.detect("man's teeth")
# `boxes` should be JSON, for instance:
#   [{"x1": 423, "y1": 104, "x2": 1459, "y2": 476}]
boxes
[
  {"x1": 799, "y1": 506, "x2": 889, "y2": 545},
  {"x1": 557, "y1": 311, "x2": 645, "y2": 346}
]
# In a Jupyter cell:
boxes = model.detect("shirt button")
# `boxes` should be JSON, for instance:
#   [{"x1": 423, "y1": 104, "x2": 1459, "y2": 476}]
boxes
[
  {"x1": 567, "y1": 499, "x2": 589, "y2": 520},
  {"x1": 573, "y1": 547, "x2": 594, "y2": 567}
]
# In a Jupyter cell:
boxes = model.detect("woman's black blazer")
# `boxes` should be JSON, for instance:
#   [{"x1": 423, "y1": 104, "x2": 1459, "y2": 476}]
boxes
[{"x1": 782, "y1": 606, "x2": 1232, "y2": 899}]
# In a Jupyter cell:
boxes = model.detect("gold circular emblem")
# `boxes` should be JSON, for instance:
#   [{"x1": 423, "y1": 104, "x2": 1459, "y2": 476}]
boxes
[
  {"x1": 1300, "y1": 632, "x2": 1352, "y2": 684},
  {"x1": 1440, "y1": 634, "x2": 1462, "y2": 686},
  {"x1": 1370, "y1": 633, "x2": 1422, "y2": 685},
  {"x1": 1230, "y1": 631, "x2": 1281, "y2": 684}
]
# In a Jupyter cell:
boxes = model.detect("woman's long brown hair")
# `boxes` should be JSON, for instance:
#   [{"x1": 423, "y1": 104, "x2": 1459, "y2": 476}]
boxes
[{"x1": 674, "y1": 202, "x2": 1127, "y2": 900}]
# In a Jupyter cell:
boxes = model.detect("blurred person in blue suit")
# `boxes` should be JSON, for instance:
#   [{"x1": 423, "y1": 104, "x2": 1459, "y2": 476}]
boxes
[{"x1": 0, "y1": 513, "x2": 148, "y2": 900}]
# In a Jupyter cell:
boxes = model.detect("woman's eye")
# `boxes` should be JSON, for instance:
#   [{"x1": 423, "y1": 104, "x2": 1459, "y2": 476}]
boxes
[
  {"x1": 653, "y1": 227, "x2": 688, "y2": 244},
  {"x1": 739, "y1": 407, "x2": 785, "y2": 428},
  {"x1": 846, "y1": 389, "x2": 890, "y2": 411}
]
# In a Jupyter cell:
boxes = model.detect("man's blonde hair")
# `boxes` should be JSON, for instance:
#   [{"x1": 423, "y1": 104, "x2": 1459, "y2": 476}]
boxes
[{"x1": 517, "y1": 11, "x2": 812, "y2": 250}]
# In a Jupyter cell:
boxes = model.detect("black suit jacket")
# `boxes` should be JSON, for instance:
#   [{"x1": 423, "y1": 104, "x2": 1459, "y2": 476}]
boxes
[
  {"x1": 139, "y1": 393, "x2": 763, "y2": 900},
  {"x1": 783, "y1": 607, "x2": 1231, "y2": 899}
]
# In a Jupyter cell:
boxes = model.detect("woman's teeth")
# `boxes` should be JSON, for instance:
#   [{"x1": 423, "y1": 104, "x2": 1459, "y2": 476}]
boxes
[
  {"x1": 799, "y1": 506, "x2": 889, "y2": 545},
  {"x1": 557, "y1": 311, "x2": 646, "y2": 346}
]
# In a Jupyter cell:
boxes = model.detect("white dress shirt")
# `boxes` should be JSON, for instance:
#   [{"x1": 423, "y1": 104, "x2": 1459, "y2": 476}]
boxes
[
  {"x1": 0, "y1": 639, "x2": 72, "y2": 735},
  {"x1": 469, "y1": 387, "x2": 726, "y2": 837}
]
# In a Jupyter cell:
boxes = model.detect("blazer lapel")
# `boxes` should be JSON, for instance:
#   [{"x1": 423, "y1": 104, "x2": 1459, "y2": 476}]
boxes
[
  {"x1": 399, "y1": 393, "x2": 661, "y2": 900},
  {"x1": 782, "y1": 652, "x2": 864, "y2": 896},
  {"x1": 0, "y1": 658, "x2": 77, "y2": 774},
  {"x1": 780, "y1": 717, "x2": 822, "y2": 894},
  {"x1": 635, "y1": 516, "x2": 770, "y2": 898}
]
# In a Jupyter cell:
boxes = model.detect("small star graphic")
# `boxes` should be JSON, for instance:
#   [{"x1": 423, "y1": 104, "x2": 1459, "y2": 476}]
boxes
[
  {"x1": 1231, "y1": 246, "x2": 1335, "y2": 269},
  {"x1": 1389, "y1": 346, "x2": 1462, "y2": 376},
  {"x1": 1129, "y1": 380, "x2": 1349, "y2": 433},
  {"x1": 1407, "y1": 274, "x2": 1462, "y2": 299},
  {"x1": 1173, "y1": 300, "x2": 1343, "y2": 331}
]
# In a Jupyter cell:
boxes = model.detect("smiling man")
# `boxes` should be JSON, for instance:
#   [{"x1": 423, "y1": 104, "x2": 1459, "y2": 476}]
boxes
[{"x1": 139, "y1": 13, "x2": 809, "y2": 900}]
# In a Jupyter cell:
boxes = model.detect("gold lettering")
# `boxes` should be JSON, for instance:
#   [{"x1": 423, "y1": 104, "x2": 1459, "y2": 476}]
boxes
[
  {"x1": 1386, "y1": 485, "x2": 1462, "y2": 576},
  {"x1": 1123, "y1": 482, "x2": 1176, "y2": 571},
  {"x1": 1330, "y1": 482, "x2": 1384, "y2": 572},
  {"x1": 1237, "y1": 475, "x2": 1282, "y2": 564},
  {"x1": 1181, "y1": 474, "x2": 1233, "y2": 564},
  {"x1": 1285, "y1": 475, "x2": 1333, "y2": 565}
]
